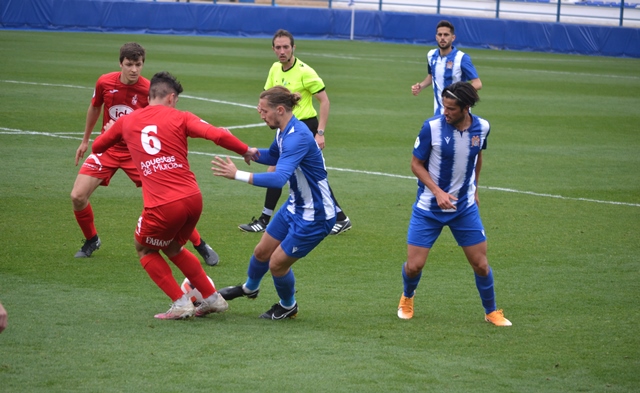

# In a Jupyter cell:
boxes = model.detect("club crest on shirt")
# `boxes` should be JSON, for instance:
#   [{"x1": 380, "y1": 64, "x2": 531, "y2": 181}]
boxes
[
  {"x1": 471, "y1": 135, "x2": 481, "y2": 147},
  {"x1": 446, "y1": 61, "x2": 453, "y2": 69},
  {"x1": 132, "y1": 94, "x2": 138, "y2": 106}
]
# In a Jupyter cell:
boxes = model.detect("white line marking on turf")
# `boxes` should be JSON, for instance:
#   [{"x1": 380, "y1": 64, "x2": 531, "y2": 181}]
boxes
[
  {"x1": 3, "y1": 127, "x2": 639, "y2": 208},
  {"x1": 181, "y1": 94, "x2": 256, "y2": 109},
  {"x1": 1, "y1": 80, "x2": 88, "y2": 89},
  {"x1": 193, "y1": 152, "x2": 640, "y2": 208},
  {"x1": 2, "y1": 76, "x2": 639, "y2": 209},
  {"x1": 0, "y1": 80, "x2": 260, "y2": 107}
]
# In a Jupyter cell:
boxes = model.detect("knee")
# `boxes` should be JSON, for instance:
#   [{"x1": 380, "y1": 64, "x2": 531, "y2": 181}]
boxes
[
  {"x1": 472, "y1": 263, "x2": 490, "y2": 276},
  {"x1": 70, "y1": 189, "x2": 88, "y2": 209},
  {"x1": 254, "y1": 248, "x2": 270, "y2": 262},
  {"x1": 404, "y1": 261, "x2": 423, "y2": 278}
]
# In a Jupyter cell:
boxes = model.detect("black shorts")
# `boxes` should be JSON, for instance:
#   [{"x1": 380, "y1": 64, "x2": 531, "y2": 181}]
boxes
[{"x1": 300, "y1": 117, "x2": 319, "y2": 136}]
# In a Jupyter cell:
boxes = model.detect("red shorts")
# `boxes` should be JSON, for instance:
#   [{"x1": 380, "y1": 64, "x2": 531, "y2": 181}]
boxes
[
  {"x1": 135, "y1": 193, "x2": 203, "y2": 250},
  {"x1": 79, "y1": 147, "x2": 141, "y2": 187}
]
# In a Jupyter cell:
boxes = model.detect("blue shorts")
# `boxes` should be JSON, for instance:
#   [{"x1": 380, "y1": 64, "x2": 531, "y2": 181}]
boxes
[
  {"x1": 407, "y1": 203, "x2": 486, "y2": 248},
  {"x1": 266, "y1": 205, "x2": 336, "y2": 259}
]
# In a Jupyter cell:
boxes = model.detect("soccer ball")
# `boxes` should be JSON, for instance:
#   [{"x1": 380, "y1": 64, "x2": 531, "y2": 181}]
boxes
[{"x1": 181, "y1": 276, "x2": 215, "y2": 305}]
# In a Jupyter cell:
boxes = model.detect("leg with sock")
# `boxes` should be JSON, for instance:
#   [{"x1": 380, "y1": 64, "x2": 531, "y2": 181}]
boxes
[
  {"x1": 218, "y1": 254, "x2": 268, "y2": 300},
  {"x1": 272, "y1": 269, "x2": 296, "y2": 308},
  {"x1": 73, "y1": 204, "x2": 101, "y2": 258},
  {"x1": 141, "y1": 253, "x2": 184, "y2": 301},
  {"x1": 475, "y1": 267, "x2": 512, "y2": 326},
  {"x1": 398, "y1": 262, "x2": 421, "y2": 319},
  {"x1": 260, "y1": 268, "x2": 298, "y2": 320},
  {"x1": 74, "y1": 204, "x2": 97, "y2": 240},
  {"x1": 189, "y1": 228, "x2": 219, "y2": 266},
  {"x1": 245, "y1": 255, "x2": 270, "y2": 292},
  {"x1": 141, "y1": 252, "x2": 196, "y2": 320},
  {"x1": 475, "y1": 267, "x2": 496, "y2": 314},
  {"x1": 170, "y1": 247, "x2": 229, "y2": 317},
  {"x1": 260, "y1": 187, "x2": 282, "y2": 223},
  {"x1": 402, "y1": 262, "x2": 422, "y2": 298},
  {"x1": 170, "y1": 248, "x2": 215, "y2": 299},
  {"x1": 329, "y1": 186, "x2": 352, "y2": 235},
  {"x1": 239, "y1": 188, "x2": 280, "y2": 233}
]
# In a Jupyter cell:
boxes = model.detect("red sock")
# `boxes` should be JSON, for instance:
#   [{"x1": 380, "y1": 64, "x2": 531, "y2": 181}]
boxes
[
  {"x1": 170, "y1": 249, "x2": 215, "y2": 299},
  {"x1": 140, "y1": 253, "x2": 183, "y2": 301},
  {"x1": 74, "y1": 204, "x2": 97, "y2": 240},
  {"x1": 189, "y1": 228, "x2": 202, "y2": 247}
]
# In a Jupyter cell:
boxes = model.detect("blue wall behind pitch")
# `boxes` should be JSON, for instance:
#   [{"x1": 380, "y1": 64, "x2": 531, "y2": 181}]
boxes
[{"x1": 1, "y1": 0, "x2": 638, "y2": 57}]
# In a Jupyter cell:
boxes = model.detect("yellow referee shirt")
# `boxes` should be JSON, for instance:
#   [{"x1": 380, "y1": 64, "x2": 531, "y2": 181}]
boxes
[{"x1": 264, "y1": 57, "x2": 325, "y2": 121}]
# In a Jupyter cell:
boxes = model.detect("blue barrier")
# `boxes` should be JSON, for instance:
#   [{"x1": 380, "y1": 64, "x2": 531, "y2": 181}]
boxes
[
  {"x1": 575, "y1": 1, "x2": 637, "y2": 6},
  {"x1": 0, "y1": 0, "x2": 638, "y2": 57}
]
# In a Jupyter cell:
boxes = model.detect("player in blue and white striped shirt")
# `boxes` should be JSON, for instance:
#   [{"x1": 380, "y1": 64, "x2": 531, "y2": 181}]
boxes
[
  {"x1": 398, "y1": 82, "x2": 511, "y2": 327},
  {"x1": 212, "y1": 86, "x2": 336, "y2": 320},
  {"x1": 411, "y1": 20, "x2": 482, "y2": 116}
]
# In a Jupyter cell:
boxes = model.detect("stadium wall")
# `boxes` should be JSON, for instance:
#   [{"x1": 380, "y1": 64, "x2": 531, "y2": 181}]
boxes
[{"x1": 1, "y1": 0, "x2": 638, "y2": 57}]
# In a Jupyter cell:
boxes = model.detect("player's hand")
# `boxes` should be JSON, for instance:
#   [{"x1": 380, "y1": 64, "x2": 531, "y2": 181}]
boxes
[
  {"x1": 103, "y1": 119, "x2": 115, "y2": 132},
  {"x1": 0, "y1": 302, "x2": 7, "y2": 333},
  {"x1": 435, "y1": 189, "x2": 458, "y2": 210},
  {"x1": 243, "y1": 147, "x2": 260, "y2": 165},
  {"x1": 315, "y1": 134, "x2": 325, "y2": 150},
  {"x1": 411, "y1": 83, "x2": 422, "y2": 96},
  {"x1": 211, "y1": 156, "x2": 238, "y2": 180},
  {"x1": 75, "y1": 142, "x2": 89, "y2": 166}
]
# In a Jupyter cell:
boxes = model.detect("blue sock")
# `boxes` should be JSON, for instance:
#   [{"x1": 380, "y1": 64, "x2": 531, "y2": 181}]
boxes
[
  {"x1": 245, "y1": 255, "x2": 269, "y2": 291},
  {"x1": 273, "y1": 269, "x2": 296, "y2": 308},
  {"x1": 402, "y1": 262, "x2": 422, "y2": 298},
  {"x1": 475, "y1": 267, "x2": 497, "y2": 314}
]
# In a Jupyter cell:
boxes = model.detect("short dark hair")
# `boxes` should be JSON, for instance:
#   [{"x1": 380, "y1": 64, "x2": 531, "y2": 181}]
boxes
[
  {"x1": 442, "y1": 82, "x2": 479, "y2": 109},
  {"x1": 119, "y1": 42, "x2": 145, "y2": 64},
  {"x1": 260, "y1": 86, "x2": 301, "y2": 112},
  {"x1": 272, "y1": 29, "x2": 295, "y2": 47},
  {"x1": 149, "y1": 71, "x2": 183, "y2": 100},
  {"x1": 436, "y1": 20, "x2": 455, "y2": 34}
]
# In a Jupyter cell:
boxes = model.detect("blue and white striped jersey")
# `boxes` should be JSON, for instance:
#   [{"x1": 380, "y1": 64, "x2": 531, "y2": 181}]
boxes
[
  {"x1": 427, "y1": 46, "x2": 479, "y2": 116},
  {"x1": 253, "y1": 116, "x2": 336, "y2": 222},
  {"x1": 413, "y1": 113, "x2": 490, "y2": 213}
]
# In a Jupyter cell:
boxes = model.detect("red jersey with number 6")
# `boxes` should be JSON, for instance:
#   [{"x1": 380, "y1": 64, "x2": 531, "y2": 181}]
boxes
[{"x1": 92, "y1": 105, "x2": 248, "y2": 208}]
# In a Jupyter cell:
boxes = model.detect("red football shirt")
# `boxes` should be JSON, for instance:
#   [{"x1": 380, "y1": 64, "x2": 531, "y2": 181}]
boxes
[
  {"x1": 92, "y1": 105, "x2": 249, "y2": 208},
  {"x1": 91, "y1": 72, "x2": 150, "y2": 153}
]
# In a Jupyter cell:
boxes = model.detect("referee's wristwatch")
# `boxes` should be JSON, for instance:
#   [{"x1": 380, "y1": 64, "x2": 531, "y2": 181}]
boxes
[{"x1": 317, "y1": 129, "x2": 325, "y2": 136}]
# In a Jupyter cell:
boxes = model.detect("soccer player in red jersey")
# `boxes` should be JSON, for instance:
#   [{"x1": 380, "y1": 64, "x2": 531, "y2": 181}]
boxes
[
  {"x1": 70, "y1": 43, "x2": 219, "y2": 266},
  {"x1": 92, "y1": 71, "x2": 259, "y2": 319}
]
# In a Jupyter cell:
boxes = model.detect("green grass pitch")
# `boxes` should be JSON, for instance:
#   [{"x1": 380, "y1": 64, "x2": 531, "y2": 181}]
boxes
[{"x1": 0, "y1": 30, "x2": 639, "y2": 392}]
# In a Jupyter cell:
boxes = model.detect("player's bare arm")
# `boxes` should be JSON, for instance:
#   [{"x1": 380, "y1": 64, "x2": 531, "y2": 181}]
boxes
[
  {"x1": 470, "y1": 78, "x2": 482, "y2": 91},
  {"x1": 411, "y1": 155, "x2": 457, "y2": 210},
  {"x1": 75, "y1": 105, "x2": 101, "y2": 166},
  {"x1": 412, "y1": 75, "x2": 432, "y2": 96},
  {"x1": 314, "y1": 90, "x2": 330, "y2": 150}
]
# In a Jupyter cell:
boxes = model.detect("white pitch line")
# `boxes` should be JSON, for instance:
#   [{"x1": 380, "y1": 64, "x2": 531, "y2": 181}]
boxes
[
  {"x1": 2, "y1": 76, "x2": 639, "y2": 209},
  {"x1": 3, "y1": 127, "x2": 640, "y2": 208},
  {"x1": 181, "y1": 94, "x2": 256, "y2": 109},
  {"x1": 191, "y1": 151, "x2": 640, "y2": 208}
]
